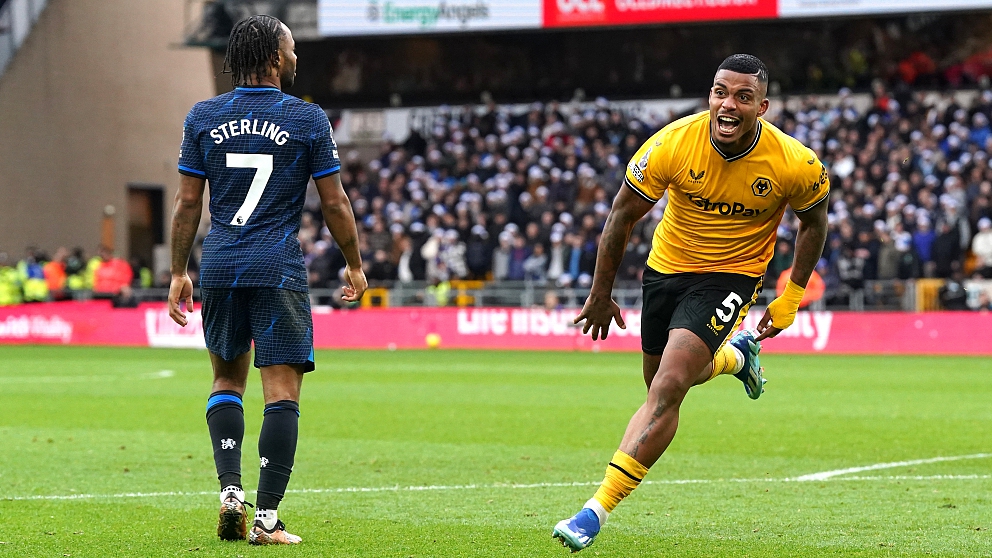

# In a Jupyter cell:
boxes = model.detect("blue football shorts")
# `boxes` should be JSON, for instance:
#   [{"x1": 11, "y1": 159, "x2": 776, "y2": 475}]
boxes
[{"x1": 200, "y1": 287, "x2": 315, "y2": 372}]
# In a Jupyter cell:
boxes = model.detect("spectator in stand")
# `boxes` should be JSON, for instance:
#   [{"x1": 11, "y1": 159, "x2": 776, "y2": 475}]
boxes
[
  {"x1": 523, "y1": 243, "x2": 548, "y2": 285},
  {"x1": 876, "y1": 226, "x2": 900, "y2": 280},
  {"x1": 0, "y1": 252, "x2": 21, "y2": 306},
  {"x1": 543, "y1": 289, "x2": 562, "y2": 311},
  {"x1": 932, "y1": 221, "x2": 961, "y2": 278},
  {"x1": 766, "y1": 238, "x2": 795, "y2": 285},
  {"x1": 367, "y1": 249, "x2": 397, "y2": 284},
  {"x1": 419, "y1": 229, "x2": 442, "y2": 283},
  {"x1": 837, "y1": 246, "x2": 866, "y2": 293},
  {"x1": 546, "y1": 231, "x2": 567, "y2": 283},
  {"x1": 43, "y1": 247, "x2": 68, "y2": 300},
  {"x1": 893, "y1": 224, "x2": 920, "y2": 279},
  {"x1": 464, "y1": 225, "x2": 491, "y2": 280},
  {"x1": 92, "y1": 246, "x2": 133, "y2": 297},
  {"x1": 17, "y1": 247, "x2": 49, "y2": 302},
  {"x1": 440, "y1": 230, "x2": 468, "y2": 280},
  {"x1": 491, "y1": 231, "x2": 512, "y2": 281},
  {"x1": 307, "y1": 240, "x2": 337, "y2": 289},
  {"x1": 912, "y1": 217, "x2": 937, "y2": 275},
  {"x1": 939, "y1": 272, "x2": 970, "y2": 310},
  {"x1": 976, "y1": 290, "x2": 992, "y2": 311},
  {"x1": 129, "y1": 257, "x2": 153, "y2": 289},
  {"x1": 64, "y1": 247, "x2": 87, "y2": 291},
  {"x1": 407, "y1": 222, "x2": 428, "y2": 281},
  {"x1": 83, "y1": 250, "x2": 103, "y2": 290},
  {"x1": 507, "y1": 235, "x2": 530, "y2": 281},
  {"x1": 972, "y1": 217, "x2": 992, "y2": 277},
  {"x1": 618, "y1": 234, "x2": 649, "y2": 283},
  {"x1": 395, "y1": 236, "x2": 415, "y2": 283}
]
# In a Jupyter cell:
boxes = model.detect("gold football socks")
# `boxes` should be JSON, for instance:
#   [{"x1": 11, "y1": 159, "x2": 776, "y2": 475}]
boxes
[
  {"x1": 586, "y1": 450, "x2": 650, "y2": 524},
  {"x1": 709, "y1": 342, "x2": 744, "y2": 380}
]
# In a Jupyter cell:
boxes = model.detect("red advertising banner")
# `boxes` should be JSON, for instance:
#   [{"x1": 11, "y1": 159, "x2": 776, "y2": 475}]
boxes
[
  {"x1": 1, "y1": 301, "x2": 991, "y2": 355},
  {"x1": 543, "y1": 0, "x2": 779, "y2": 28},
  {"x1": 0, "y1": 301, "x2": 204, "y2": 348}
]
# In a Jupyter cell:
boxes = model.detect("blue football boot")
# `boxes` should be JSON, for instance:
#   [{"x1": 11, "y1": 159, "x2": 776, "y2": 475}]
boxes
[
  {"x1": 730, "y1": 329, "x2": 766, "y2": 400},
  {"x1": 552, "y1": 508, "x2": 601, "y2": 552}
]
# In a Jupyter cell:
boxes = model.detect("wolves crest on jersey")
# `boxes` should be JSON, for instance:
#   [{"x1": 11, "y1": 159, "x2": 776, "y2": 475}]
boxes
[
  {"x1": 622, "y1": 111, "x2": 830, "y2": 277},
  {"x1": 751, "y1": 177, "x2": 773, "y2": 197}
]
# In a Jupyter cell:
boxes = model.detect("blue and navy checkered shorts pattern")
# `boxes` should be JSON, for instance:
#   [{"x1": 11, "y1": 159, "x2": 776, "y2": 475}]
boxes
[{"x1": 200, "y1": 287, "x2": 315, "y2": 372}]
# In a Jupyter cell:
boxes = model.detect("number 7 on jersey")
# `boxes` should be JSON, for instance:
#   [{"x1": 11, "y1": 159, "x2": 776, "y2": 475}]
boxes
[{"x1": 227, "y1": 153, "x2": 273, "y2": 226}]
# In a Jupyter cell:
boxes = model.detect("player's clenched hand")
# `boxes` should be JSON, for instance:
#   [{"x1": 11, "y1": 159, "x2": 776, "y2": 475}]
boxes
[
  {"x1": 168, "y1": 274, "x2": 194, "y2": 327},
  {"x1": 756, "y1": 279, "x2": 805, "y2": 341},
  {"x1": 342, "y1": 265, "x2": 367, "y2": 302},
  {"x1": 574, "y1": 294, "x2": 626, "y2": 341},
  {"x1": 754, "y1": 308, "x2": 782, "y2": 341}
]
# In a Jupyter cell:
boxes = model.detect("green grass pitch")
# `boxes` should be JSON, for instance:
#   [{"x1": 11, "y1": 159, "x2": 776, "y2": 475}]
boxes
[{"x1": 0, "y1": 346, "x2": 990, "y2": 557}]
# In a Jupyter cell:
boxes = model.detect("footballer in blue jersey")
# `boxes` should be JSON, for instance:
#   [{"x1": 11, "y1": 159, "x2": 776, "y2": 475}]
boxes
[{"x1": 168, "y1": 15, "x2": 366, "y2": 546}]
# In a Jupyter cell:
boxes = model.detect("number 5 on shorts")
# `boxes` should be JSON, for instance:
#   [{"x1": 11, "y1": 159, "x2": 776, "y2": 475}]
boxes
[
  {"x1": 227, "y1": 153, "x2": 274, "y2": 226},
  {"x1": 716, "y1": 292, "x2": 743, "y2": 323}
]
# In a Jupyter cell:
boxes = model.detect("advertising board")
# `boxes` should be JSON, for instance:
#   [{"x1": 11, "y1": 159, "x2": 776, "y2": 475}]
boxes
[
  {"x1": 316, "y1": 0, "x2": 992, "y2": 35},
  {"x1": 542, "y1": 0, "x2": 778, "y2": 28},
  {"x1": 317, "y1": 0, "x2": 542, "y2": 36},
  {"x1": 2, "y1": 302, "x2": 991, "y2": 355},
  {"x1": 778, "y1": 0, "x2": 992, "y2": 18}
]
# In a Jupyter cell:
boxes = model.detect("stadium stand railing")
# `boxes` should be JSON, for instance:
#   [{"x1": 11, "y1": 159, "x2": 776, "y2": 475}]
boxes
[{"x1": 33, "y1": 279, "x2": 990, "y2": 312}]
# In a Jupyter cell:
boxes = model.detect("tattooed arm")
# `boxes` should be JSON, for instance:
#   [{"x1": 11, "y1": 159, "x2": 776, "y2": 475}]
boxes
[
  {"x1": 168, "y1": 174, "x2": 206, "y2": 326},
  {"x1": 574, "y1": 184, "x2": 655, "y2": 340},
  {"x1": 314, "y1": 172, "x2": 366, "y2": 303}
]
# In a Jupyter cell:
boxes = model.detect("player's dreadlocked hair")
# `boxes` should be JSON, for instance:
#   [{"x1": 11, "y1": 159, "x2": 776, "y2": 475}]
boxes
[
  {"x1": 224, "y1": 15, "x2": 285, "y2": 87},
  {"x1": 718, "y1": 54, "x2": 769, "y2": 85}
]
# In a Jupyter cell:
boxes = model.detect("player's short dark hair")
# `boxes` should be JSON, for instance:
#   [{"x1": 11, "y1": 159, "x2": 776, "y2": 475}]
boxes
[
  {"x1": 224, "y1": 15, "x2": 285, "y2": 87},
  {"x1": 717, "y1": 54, "x2": 769, "y2": 85}
]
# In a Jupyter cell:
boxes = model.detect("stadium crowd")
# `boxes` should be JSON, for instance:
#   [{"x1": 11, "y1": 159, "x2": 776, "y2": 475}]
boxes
[
  {"x1": 3, "y1": 87, "x2": 992, "y2": 309},
  {"x1": 299, "y1": 85, "x2": 992, "y2": 307},
  {"x1": 0, "y1": 245, "x2": 149, "y2": 306}
]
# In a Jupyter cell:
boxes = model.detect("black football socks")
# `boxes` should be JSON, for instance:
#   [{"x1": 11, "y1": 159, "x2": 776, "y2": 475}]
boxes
[
  {"x1": 255, "y1": 400, "x2": 300, "y2": 511},
  {"x1": 206, "y1": 390, "x2": 245, "y2": 490}
]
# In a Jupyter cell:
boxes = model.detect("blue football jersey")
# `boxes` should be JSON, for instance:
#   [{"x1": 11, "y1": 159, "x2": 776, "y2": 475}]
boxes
[{"x1": 178, "y1": 86, "x2": 340, "y2": 292}]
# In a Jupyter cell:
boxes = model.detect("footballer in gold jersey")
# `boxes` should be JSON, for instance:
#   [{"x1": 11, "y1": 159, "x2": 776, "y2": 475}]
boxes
[{"x1": 554, "y1": 55, "x2": 830, "y2": 553}]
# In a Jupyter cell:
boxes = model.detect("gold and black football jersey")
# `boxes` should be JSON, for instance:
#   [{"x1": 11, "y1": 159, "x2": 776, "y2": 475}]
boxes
[{"x1": 624, "y1": 111, "x2": 830, "y2": 278}]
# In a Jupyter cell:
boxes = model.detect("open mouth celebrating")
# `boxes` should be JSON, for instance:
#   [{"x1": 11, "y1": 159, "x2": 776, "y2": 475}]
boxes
[{"x1": 716, "y1": 114, "x2": 741, "y2": 136}]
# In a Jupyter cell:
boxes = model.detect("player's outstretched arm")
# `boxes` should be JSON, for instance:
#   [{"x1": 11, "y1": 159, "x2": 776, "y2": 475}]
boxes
[
  {"x1": 575, "y1": 185, "x2": 654, "y2": 340},
  {"x1": 756, "y1": 197, "x2": 828, "y2": 340},
  {"x1": 168, "y1": 174, "x2": 206, "y2": 326},
  {"x1": 314, "y1": 173, "x2": 366, "y2": 302}
]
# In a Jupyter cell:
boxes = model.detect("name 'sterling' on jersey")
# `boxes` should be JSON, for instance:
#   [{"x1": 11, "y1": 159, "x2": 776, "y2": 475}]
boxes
[
  {"x1": 178, "y1": 86, "x2": 341, "y2": 292},
  {"x1": 209, "y1": 119, "x2": 290, "y2": 146}
]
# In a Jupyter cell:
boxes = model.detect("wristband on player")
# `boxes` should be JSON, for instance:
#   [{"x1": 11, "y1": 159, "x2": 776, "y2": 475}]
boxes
[{"x1": 766, "y1": 279, "x2": 805, "y2": 330}]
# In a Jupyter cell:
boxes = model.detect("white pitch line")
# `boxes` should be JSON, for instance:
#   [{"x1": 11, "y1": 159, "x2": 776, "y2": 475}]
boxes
[
  {"x1": 4, "y1": 472, "x2": 991, "y2": 503},
  {"x1": 790, "y1": 453, "x2": 992, "y2": 482},
  {"x1": 839, "y1": 475, "x2": 992, "y2": 481},
  {"x1": 140, "y1": 370, "x2": 175, "y2": 379},
  {"x1": 2, "y1": 370, "x2": 176, "y2": 384},
  {"x1": 0, "y1": 375, "x2": 120, "y2": 384},
  {"x1": 3, "y1": 490, "x2": 216, "y2": 502}
]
